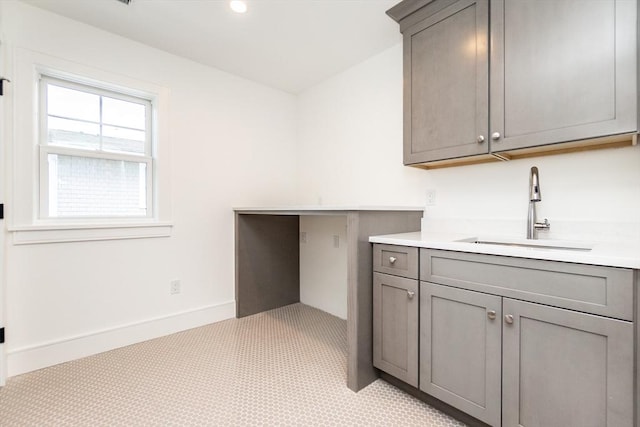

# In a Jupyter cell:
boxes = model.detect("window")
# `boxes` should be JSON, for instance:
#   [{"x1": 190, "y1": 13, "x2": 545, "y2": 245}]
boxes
[
  {"x1": 39, "y1": 76, "x2": 153, "y2": 219},
  {"x1": 10, "y1": 48, "x2": 171, "y2": 244}
]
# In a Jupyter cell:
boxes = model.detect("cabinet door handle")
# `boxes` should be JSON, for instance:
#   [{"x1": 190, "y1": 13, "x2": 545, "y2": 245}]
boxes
[
  {"x1": 504, "y1": 314, "x2": 514, "y2": 324},
  {"x1": 487, "y1": 310, "x2": 496, "y2": 320},
  {"x1": 389, "y1": 256, "x2": 397, "y2": 264},
  {"x1": 407, "y1": 291, "x2": 415, "y2": 299},
  {"x1": 491, "y1": 132, "x2": 501, "y2": 141},
  {"x1": 476, "y1": 135, "x2": 485, "y2": 144}
]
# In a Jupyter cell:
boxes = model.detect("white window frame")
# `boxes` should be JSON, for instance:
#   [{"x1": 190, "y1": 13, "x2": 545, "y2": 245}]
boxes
[
  {"x1": 7, "y1": 47, "x2": 172, "y2": 244},
  {"x1": 38, "y1": 75, "x2": 154, "y2": 220}
]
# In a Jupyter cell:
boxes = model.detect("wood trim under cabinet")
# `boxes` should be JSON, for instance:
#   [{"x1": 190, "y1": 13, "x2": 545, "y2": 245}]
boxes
[{"x1": 407, "y1": 132, "x2": 638, "y2": 170}]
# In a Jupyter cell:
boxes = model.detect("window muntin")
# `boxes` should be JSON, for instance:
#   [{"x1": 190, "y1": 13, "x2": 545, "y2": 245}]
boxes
[{"x1": 40, "y1": 76, "x2": 153, "y2": 219}]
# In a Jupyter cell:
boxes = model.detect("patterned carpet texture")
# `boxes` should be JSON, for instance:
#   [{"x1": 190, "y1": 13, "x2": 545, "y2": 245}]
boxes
[{"x1": 0, "y1": 303, "x2": 465, "y2": 426}]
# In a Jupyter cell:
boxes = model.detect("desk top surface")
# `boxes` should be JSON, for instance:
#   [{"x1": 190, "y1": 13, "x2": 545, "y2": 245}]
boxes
[{"x1": 234, "y1": 206, "x2": 425, "y2": 214}]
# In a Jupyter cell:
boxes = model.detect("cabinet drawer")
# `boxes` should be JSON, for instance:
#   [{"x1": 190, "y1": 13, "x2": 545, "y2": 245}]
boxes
[
  {"x1": 373, "y1": 244, "x2": 418, "y2": 279},
  {"x1": 420, "y1": 249, "x2": 634, "y2": 321}
]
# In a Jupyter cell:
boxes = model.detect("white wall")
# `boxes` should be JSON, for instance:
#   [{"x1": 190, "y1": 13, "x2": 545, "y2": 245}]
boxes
[
  {"x1": 4, "y1": 3, "x2": 640, "y2": 377},
  {"x1": 296, "y1": 44, "x2": 428, "y2": 207},
  {"x1": 299, "y1": 216, "x2": 347, "y2": 319},
  {"x1": 1, "y1": 1, "x2": 298, "y2": 375},
  {"x1": 297, "y1": 43, "x2": 640, "y2": 243},
  {"x1": 419, "y1": 148, "x2": 640, "y2": 243}
]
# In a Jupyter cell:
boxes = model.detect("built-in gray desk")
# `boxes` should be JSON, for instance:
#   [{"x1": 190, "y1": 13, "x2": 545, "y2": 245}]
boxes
[{"x1": 234, "y1": 207, "x2": 423, "y2": 392}]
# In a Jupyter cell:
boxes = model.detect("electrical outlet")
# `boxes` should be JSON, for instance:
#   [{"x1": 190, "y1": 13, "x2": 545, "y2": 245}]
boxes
[
  {"x1": 426, "y1": 189, "x2": 437, "y2": 206},
  {"x1": 333, "y1": 235, "x2": 340, "y2": 248},
  {"x1": 300, "y1": 232, "x2": 307, "y2": 243},
  {"x1": 170, "y1": 280, "x2": 181, "y2": 295}
]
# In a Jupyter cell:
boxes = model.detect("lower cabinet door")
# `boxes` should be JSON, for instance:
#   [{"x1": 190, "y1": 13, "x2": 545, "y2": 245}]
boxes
[
  {"x1": 420, "y1": 282, "x2": 502, "y2": 427},
  {"x1": 373, "y1": 272, "x2": 418, "y2": 387},
  {"x1": 502, "y1": 298, "x2": 634, "y2": 427}
]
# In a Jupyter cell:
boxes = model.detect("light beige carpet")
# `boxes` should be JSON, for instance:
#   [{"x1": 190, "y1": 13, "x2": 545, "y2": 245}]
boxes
[{"x1": 0, "y1": 303, "x2": 465, "y2": 426}]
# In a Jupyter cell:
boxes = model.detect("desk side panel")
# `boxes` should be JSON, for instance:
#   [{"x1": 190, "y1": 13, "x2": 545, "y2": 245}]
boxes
[
  {"x1": 236, "y1": 214, "x2": 300, "y2": 318},
  {"x1": 347, "y1": 210, "x2": 423, "y2": 391}
]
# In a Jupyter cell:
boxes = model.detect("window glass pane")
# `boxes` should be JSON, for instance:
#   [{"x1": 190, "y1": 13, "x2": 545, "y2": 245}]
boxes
[
  {"x1": 47, "y1": 84, "x2": 99, "y2": 122},
  {"x1": 48, "y1": 116, "x2": 100, "y2": 150},
  {"x1": 47, "y1": 154, "x2": 147, "y2": 217},
  {"x1": 102, "y1": 96, "x2": 146, "y2": 130},
  {"x1": 102, "y1": 125, "x2": 145, "y2": 154}
]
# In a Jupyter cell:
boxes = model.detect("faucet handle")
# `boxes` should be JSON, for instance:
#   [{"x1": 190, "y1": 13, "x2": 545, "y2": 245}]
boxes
[{"x1": 534, "y1": 218, "x2": 551, "y2": 230}]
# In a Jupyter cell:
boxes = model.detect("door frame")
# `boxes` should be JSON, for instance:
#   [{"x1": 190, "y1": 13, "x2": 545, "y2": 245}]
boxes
[{"x1": 0, "y1": 36, "x2": 7, "y2": 387}]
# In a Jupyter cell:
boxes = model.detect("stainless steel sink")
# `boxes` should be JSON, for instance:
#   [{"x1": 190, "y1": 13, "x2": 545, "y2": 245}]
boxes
[{"x1": 456, "y1": 237, "x2": 592, "y2": 252}]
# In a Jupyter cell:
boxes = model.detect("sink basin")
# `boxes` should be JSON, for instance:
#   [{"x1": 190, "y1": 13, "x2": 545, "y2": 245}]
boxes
[{"x1": 456, "y1": 237, "x2": 593, "y2": 252}]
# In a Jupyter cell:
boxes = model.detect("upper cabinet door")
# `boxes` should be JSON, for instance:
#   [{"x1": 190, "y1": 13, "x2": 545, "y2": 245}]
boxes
[
  {"x1": 403, "y1": 0, "x2": 489, "y2": 164},
  {"x1": 490, "y1": 0, "x2": 638, "y2": 152}
]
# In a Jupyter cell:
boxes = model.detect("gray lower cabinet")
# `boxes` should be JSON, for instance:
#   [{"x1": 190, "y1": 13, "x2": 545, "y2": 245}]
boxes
[
  {"x1": 373, "y1": 244, "x2": 636, "y2": 426},
  {"x1": 373, "y1": 244, "x2": 419, "y2": 279},
  {"x1": 420, "y1": 284, "x2": 634, "y2": 427},
  {"x1": 502, "y1": 298, "x2": 634, "y2": 427},
  {"x1": 373, "y1": 272, "x2": 418, "y2": 387},
  {"x1": 420, "y1": 282, "x2": 502, "y2": 426}
]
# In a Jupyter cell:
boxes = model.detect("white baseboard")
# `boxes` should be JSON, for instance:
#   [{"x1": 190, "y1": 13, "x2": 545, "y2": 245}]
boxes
[{"x1": 7, "y1": 301, "x2": 236, "y2": 377}]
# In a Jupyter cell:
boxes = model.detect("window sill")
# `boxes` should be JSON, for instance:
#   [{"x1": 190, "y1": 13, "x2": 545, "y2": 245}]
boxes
[{"x1": 9, "y1": 221, "x2": 173, "y2": 245}]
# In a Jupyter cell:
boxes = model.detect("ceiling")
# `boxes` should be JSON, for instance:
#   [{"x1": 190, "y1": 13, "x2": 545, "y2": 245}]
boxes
[{"x1": 21, "y1": 0, "x2": 402, "y2": 94}]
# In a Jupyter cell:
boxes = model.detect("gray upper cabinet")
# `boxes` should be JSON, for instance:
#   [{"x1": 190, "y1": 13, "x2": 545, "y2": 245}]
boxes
[
  {"x1": 490, "y1": 0, "x2": 638, "y2": 152},
  {"x1": 388, "y1": 0, "x2": 638, "y2": 166},
  {"x1": 400, "y1": 0, "x2": 490, "y2": 164}
]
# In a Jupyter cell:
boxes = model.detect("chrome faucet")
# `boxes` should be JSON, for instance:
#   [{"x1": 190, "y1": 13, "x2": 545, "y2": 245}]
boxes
[{"x1": 527, "y1": 166, "x2": 550, "y2": 239}]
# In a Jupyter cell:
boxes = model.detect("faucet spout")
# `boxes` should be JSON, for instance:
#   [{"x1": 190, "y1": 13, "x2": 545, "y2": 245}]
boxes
[
  {"x1": 527, "y1": 166, "x2": 550, "y2": 239},
  {"x1": 530, "y1": 166, "x2": 541, "y2": 201},
  {"x1": 527, "y1": 201, "x2": 538, "y2": 239}
]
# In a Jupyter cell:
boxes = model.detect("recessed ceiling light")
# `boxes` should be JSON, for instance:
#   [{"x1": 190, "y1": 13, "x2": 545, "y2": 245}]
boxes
[{"x1": 230, "y1": 1, "x2": 247, "y2": 14}]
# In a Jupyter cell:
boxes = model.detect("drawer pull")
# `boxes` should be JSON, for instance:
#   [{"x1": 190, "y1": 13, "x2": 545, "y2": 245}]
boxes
[
  {"x1": 504, "y1": 314, "x2": 514, "y2": 324},
  {"x1": 389, "y1": 256, "x2": 397, "y2": 264},
  {"x1": 487, "y1": 310, "x2": 496, "y2": 320},
  {"x1": 407, "y1": 291, "x2": 415, "y2": 299}
]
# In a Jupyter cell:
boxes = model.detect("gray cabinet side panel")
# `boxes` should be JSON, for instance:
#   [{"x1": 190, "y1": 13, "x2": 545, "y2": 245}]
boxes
[
  {"x1": 636, "y1": 271, "x2": 639, "y2": 427},
  {"x1": 347, "y1": 211, "x2": 422, "y2": 392},
  {"x1": 235, "y1": 214, "x2": 300, "y2": 318}
]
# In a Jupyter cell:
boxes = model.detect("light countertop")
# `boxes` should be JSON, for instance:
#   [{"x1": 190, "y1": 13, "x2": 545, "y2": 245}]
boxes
[
  {"x1": 234, "y1": 206, "x2": 425, "y2": 214},
  {"x1": 370, "y1": 231, "x2": 640, "y2": 269}
]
